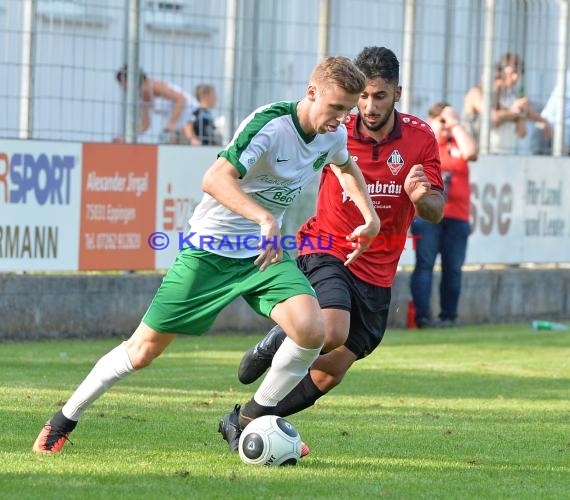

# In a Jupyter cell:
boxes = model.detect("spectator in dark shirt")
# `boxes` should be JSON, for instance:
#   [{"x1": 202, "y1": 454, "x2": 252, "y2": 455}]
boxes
[{"x1": 192, "y1": 84, "x2": 223, "y2": 145}]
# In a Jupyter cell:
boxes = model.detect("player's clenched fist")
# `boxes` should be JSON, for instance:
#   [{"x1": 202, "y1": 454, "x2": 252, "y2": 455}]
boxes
[{"x1": 404, "y1": 164, "x2": 431, "y2": 204}]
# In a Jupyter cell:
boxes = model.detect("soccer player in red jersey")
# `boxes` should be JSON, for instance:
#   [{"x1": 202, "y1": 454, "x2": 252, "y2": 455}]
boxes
[{"x1": 225, "y1": 47, "x2": 445, "y2": 451}]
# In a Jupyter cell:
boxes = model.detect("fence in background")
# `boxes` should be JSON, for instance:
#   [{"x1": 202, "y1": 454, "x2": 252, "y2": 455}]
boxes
[{"x1": 1, "y1": 0, "x2": 568, "y2": 153}]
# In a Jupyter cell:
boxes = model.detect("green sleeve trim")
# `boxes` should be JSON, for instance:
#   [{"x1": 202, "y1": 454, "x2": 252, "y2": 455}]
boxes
[
  {"x1": 219, "y1": 150, "x2": 247, "y2": 177},
  {"x1": 334, "y1": 155, "x2": 351, "y2": 169},
  {"x1": 225, "y1": 102, "x2": 292, "y2": 178}
]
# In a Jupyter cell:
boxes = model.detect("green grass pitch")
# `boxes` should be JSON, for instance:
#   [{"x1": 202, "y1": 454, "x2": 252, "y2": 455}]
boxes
[{"x1": 1, "y1": 324, "x2": 568, "y2": 499}]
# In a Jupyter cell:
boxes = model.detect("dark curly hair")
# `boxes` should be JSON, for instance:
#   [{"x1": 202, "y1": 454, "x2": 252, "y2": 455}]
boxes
[
  {"x1": 115, "y1": 64, "x2": 147, "y2": 87},
  {"x1": 353, "y1": 46, "x2": 399, "y2": 86}
]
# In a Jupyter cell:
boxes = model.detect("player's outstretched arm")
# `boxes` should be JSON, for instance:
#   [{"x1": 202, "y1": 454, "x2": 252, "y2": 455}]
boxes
[{"x1": 330, "y1": 158, "x2": 380, "y2": 266}]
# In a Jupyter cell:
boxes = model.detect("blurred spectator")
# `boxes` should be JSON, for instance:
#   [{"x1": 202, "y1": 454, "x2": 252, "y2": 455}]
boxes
[
  {"x1": 410, "y1": 103, "x2": 478, "y2": 328},
  {"x1": 114, "y1": 65, "x2": 201, "y2": 145},
  {"x1": 463, "y1": 53, "x2": 551, "y2": 154},
  {"x1": 192, "y1": 84, "x2": 223, "y2": 145},
  {"x1": 540, "y1": 69, "x2": 570, "y2": 155},
  {"x1": 462, "y1": 79, "x2": 482, "y2": 141}
]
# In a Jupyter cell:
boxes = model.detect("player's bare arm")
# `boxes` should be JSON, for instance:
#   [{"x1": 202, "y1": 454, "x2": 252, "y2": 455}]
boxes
[
  {"x1": 404, "y1": 164, "x2": 444, "y2": 223},
  {"x1": 330, "y1": 158, "x2": 381, "y2": 266},
  {"x1": 202, "y1": 157, "x2": 282, "y2": 271}
]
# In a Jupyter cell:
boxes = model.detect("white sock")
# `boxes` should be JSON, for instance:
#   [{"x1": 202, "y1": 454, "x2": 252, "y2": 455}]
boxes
[
  {"x1": 253, "y1": 336, "x2": 321, "y2": 407},
  {"x1": 61, "y1": 342, "x2": 135, "y2": 421}
]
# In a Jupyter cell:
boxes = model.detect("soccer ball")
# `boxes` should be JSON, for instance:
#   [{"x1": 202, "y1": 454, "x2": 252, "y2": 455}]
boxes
[{"x1": 238, "y1": 415, "x2": 301, "y2": 466}]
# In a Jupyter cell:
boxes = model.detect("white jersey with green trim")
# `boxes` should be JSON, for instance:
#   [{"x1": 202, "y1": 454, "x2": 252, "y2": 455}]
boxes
[{"x1": 187, "y1": 101, "x2": 350, "y2": 258}]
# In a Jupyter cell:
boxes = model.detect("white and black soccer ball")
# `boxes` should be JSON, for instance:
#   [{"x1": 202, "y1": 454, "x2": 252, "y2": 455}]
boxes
[{"x1": 238, "y1": 415, "x2": 301, "y2": 466}]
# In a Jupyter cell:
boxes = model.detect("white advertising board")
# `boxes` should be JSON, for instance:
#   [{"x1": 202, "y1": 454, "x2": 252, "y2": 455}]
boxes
[
  {"x1": 518, "y1": 157, "x2": 569, "y2": 262},
  {"x1": 399, "y1": 155, "x2": 570, "y2": 266},
  {"x1": 0, "y1": 140, "x2": 82, "y2": 271},
  {"x1": 154, "y1": 145, "x2": 216, "y2": 269}
]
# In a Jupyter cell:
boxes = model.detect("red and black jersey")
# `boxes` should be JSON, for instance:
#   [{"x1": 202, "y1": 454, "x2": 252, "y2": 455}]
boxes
[{"x1": 297, "y1": 110, "x2": 443, "y2": 287}]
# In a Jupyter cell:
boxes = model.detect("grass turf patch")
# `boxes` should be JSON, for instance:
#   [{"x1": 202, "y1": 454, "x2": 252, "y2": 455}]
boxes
[{"x1": 1, "y1": 324, "x2": 568, "y2": 499}]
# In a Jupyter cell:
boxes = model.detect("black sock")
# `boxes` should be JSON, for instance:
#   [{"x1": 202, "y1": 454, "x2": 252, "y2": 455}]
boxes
[
  {"x1": 274, "y1": 373, "x2": 325, "y2": 417},
  {"x1": 239, "y1": 399, "x2": 276, "y2": 429},
  {"x1": 50, "y1": 409, "x2": 78, "y2": 431}
]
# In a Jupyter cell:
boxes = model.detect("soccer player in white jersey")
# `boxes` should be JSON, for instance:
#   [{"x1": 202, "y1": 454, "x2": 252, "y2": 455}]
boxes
[{"x1": 32, "y1": 56, "x2": 380, "y2": 454}]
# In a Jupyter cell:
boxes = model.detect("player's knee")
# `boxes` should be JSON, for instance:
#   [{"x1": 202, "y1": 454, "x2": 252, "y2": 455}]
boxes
[
  {"x1": 323, "y1": 325, "x2": 349, "y2": 353},
  {"x1": 303, "y1": 316, "x2": 326, "y2": 349},
  {"x1": 288, "y1": 313, "x2": 325, "y2": 349}
]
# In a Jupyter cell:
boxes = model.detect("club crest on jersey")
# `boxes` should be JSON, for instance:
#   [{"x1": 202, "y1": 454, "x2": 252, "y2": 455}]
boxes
[
  {"x1": 312, "y1": 152, "x2": 329, "y2": 171},
  {"x1": 387, "y1": 149, "x2": 404, "y2": 175}
]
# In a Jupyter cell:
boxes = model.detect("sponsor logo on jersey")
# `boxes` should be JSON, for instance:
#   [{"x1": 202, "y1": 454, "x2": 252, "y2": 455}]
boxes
[
  {"x1": 342, "y1": 180, "x2": 403, "y2": 203},
  {"x1": 387, "y1": 149, "x2": 404, "y2": 175},
  {"x1": 255, "y1": 185, "x2": 302, "y2": 206},
  {"x1": 256, "y1": 174, "x2": 295, "y2": 186}
]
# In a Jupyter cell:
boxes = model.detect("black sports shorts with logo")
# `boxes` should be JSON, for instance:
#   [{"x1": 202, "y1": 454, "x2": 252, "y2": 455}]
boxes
[{"x1": 297, "y1": 253, "x2": 391, "y2": 359}]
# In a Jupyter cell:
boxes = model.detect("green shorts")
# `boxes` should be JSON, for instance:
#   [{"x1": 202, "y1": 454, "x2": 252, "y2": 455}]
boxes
[{"x1": 143, "y1": 249, "x2": 316, "y2": 335}]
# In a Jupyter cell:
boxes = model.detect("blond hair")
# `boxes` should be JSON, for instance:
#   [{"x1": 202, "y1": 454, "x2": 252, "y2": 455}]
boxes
[
  {"x1": 195, "y1": 83, "x2": 215, "y2": 101},
  {"x1": 428, "y1": 102, "x2": 450, "y2": 118},
  {"x1": 310, "y1": 56, "x2": 366, "y2": 95}
]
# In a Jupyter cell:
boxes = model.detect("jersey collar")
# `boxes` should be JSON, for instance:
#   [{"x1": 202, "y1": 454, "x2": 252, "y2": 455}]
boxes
[
  {"x1": 290, "y1": 101, "x2": 316, "y2": 144},
  {"x1": 352, "y1": 109, "x2": 403, "y2": 144}
]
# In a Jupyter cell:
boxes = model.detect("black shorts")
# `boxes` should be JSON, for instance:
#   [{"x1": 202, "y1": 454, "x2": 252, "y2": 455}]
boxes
[{"x1": 297, "y1": 253, "x2": 391, "y2": 359}]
